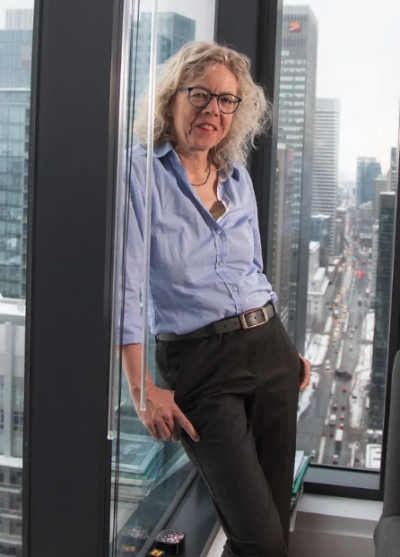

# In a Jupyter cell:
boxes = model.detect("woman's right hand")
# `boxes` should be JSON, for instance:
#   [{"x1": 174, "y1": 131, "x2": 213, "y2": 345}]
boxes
[{"x1": 130, "y1": 384, "x2": 200, "y2": 443}]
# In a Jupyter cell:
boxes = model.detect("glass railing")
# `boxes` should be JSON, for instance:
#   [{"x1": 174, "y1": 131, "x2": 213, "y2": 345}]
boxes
[{"x1": 109, "y1": 1, "x2": 216, "y2": 554}]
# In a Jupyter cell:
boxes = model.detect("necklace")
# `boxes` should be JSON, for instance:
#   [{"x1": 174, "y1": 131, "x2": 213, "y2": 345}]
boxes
[{"x1": 190, "y1": 162, "x2": 211, "y2": 187}]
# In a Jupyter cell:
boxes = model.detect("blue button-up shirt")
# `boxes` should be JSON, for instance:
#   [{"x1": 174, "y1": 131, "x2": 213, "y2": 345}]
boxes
[{"x1": 120, "y1": 142, "x2": 277, "y2": 345}]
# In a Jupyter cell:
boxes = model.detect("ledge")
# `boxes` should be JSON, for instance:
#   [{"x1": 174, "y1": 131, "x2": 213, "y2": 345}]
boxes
[{"x1": 289, "y1": 494, "x2": 383, "y2": 557}]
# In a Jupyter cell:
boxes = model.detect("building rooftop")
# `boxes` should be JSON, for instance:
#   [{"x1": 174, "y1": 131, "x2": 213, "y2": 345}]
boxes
[
  {"x1": 0, "y1": 296, "x2": 25, "y2": 318},
  {"x1": 309, "y1": 241, "x2": 320, "y2": 252}
]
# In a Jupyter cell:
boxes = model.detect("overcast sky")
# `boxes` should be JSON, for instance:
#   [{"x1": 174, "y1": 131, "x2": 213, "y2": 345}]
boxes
[
  {"x1": 2, "y1": 0, "x2": 399, "y2": 180},
  {"x1": 288, "y1": 0, "x2": 400, "y2": 181}
]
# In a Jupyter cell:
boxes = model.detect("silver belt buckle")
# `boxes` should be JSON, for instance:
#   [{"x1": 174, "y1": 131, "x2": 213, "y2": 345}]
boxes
[{"x1": 239, "y1": 306, "x2": 268, "y2": 330}]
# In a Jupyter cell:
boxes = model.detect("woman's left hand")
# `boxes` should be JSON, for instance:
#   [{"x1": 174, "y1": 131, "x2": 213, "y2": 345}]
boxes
[{"x1": 298, "y1": 353, "x2": 311, "y2": 391}]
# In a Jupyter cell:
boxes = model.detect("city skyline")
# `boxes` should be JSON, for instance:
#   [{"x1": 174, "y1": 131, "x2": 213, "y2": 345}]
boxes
[
  {"x1": 3, "y1": 1, "x2": 400, "y2": 180},
  {"x1": 286, "y1": 0, "x2": 400, "y2": 180}
]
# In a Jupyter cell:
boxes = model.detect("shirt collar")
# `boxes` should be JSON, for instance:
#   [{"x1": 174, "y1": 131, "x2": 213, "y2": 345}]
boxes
[
  {"x1": 153, "y1": 141, "x2": 174, "y2": 158},
  {"x1": 153, "y1": 141, "x2": 238, "y2": 181}
]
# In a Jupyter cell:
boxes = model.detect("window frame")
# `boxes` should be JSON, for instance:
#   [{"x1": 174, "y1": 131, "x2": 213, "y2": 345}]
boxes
[
  {"x1": 23, "y1": 0, "x2": 124, "y2": 555},
  {"x1": 21, "y1": 2, "x2": 400, "y2": 557}
]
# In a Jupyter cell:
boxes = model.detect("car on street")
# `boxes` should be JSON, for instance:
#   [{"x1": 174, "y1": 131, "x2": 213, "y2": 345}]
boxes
[
  {"x1": 335, "y1": 369, "x2": 351, "y2": 380},
  {"x1": 349, "y1": 334, "x2": 353, "y2": 339},
  {"x1": 340, "y1": 414, "x2": 345, "y2": 420},
  {"x1": 339, "y1": 424, "x2": 345, "y2": 430},
  {"x1": 310, "y1": 450, "x2": 317, "y2": 460},
  {"x1": 342, "y1": 387, "x2": 348, "y2": 392},
  {"x1": 341, "y1": 405, "x2": 346, "y2": 410},
  {"x1": 332, "y1": 403, "x2": 338, "y2": 410},
  {"x1": 349, "y1": 345, "x2": 353, "y2": 351},
  {"x1": 329, "y1": 431, "x2": 334, "y2": 437},
  {"x1": 332, "y1": 454, "x2": 339, "y2": 464},
  {"x1": 329, "y1": 414, "x2": 337, "y2": 426}
]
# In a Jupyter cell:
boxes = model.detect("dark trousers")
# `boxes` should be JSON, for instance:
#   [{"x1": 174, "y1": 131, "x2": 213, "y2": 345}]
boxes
[{"x1": 155, "y1": 314, "x2": 301, "y2": 557}]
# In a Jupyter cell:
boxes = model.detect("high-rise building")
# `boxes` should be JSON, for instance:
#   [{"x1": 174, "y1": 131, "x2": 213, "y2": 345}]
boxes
[
  {"x1": 312, "y1": 98, "x2": 340, "y2": 255},
  {"x1": 388, "y1": 147, "x2": 398, "y2": 193},
  {"x1": 134, "y1": 13, "x2": 196, "y2": 101},
  {"x1": 370, "y1": 192, "x2": 397, "y2": 429},
  {"x1": 334, "y1": 207, "x2": 347, "y2": 256},
  {"x1": 371, "y1": 223, "x2": 379, "y2": 305},
  {"x1": 278, "y1": 6, "x2": 318, "y2": 353},
  {"x1": 356, "y1": 157, "x2": 381, "y2": 207},
  {"x1": 0, "y1": 14, "x2": 33, "y2": 299},
  {"x1": 310, "y1": 214, "x2": 330, "y2": 268},
  {"x1": 272, "y1": 143, "x2": 295, "y2": 329},
  {"x1": 307, "y1": 241, "x2": 329, "y2": 331},
  {"x1": 0, "y1": 297, "x2": 25, "y2": 555},
  {"x1": 374, "y1": 174, "x2": 389, "y2": 221},
  {"x1": 5, "y1": 9, "x2": 33, "y2": 30}
]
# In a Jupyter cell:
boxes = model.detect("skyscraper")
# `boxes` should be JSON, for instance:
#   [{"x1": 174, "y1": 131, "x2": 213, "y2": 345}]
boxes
[
  {"x1": 370, "y1": 192, "x2": 397, "y2": 429},
  {"x1": 278, "y1": 6, "x2": 318, "y2": 353},
  {"x1": 272, "y1": 143, "x2": 295, "y2": 329},
  {"x1": 334, "y1": 207, "x2": 347, "y2": 256},
  {"x1": 134, "y1": 13, "x2": 195, "y2": 101},
  {"x1": 389, "y1": 147, "x2": 398, "y2": 192},
  {"x1": 371, "y1": 223, "x2": 379, "y2": 305},
  {"x1": 0, "y1": 13, "x2": 33, "y2": 299},
  {"x1": 310, "y1": 214, "x2": 330, "y2": 268},
  {"x1": 312, "y1": 98, "x2": 340, "y2": 256},
  {"x1": 374, "y1": 174, "x2": 389, "y2": 221},
  {"x1": 5, "y1": 9, "x2": 33, "y2": 30},
  {"x1": 0, "y1": 297, "x2": 25, "y2": 555},
  {"x1": 356, "y1": 157, "x2": 381, "y2": 207}
]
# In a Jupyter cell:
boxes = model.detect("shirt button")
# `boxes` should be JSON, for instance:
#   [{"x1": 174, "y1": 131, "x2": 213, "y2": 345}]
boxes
[
  {"x1": 217, "y1": 229, "x2": 222, "y2": 235},
  {"x1": 231, "y1": 286, "x2": 238, "y2": 292},
  {"x1": 218, "y1": 261, "x2": 224, "y2": 267}
]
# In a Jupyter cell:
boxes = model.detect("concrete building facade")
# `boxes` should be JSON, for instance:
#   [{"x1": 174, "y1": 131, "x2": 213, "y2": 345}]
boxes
[{"x1": 312, "y1": 98, "x2": 340, "y2": 255}]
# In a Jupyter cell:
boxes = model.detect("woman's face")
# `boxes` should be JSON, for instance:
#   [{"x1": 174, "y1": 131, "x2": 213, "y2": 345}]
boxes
[{"x1": 171, "y1": 63, "x2": 238, "y2": 156}]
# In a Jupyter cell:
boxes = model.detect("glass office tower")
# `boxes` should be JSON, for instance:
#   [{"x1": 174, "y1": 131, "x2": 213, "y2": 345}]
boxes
[
  {"x1": 0, "y1": 20, "x2": 32, "y2": 299},
  {"x1": 278, "y1": 6, "x2": 318, "y2": 353}
]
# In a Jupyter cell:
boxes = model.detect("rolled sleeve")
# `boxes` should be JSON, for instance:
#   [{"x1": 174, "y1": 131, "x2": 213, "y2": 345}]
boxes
[{"x1": 117, "y1": 150, "x2": 146, "y2": 345}]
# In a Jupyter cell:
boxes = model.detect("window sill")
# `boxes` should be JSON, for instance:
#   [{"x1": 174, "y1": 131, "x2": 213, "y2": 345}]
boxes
[
  {"x1": 304, "y1": 464, "x2": 381, "y2": 500},
  {"x1": 289, "y1": 493, "x2": 382, "y2": 557}
]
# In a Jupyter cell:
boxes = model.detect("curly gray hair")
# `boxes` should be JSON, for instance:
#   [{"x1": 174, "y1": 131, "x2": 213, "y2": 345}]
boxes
[{"x1": 134, "y1": 41, "x2": 272, "y2": 169}]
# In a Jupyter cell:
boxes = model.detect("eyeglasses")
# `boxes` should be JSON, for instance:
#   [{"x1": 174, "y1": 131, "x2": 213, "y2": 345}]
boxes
[{"x1": 179, "y1": 87, "x2": 242, "y2": 114}]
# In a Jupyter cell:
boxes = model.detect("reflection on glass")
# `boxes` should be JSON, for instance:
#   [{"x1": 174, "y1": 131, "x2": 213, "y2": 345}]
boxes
[
  {"x1": 273, "y1": 0, "x2": 399, "y2": 471},
  {"x1": 0, "y1": 6, "x2": 34, "y2": 556},
  {"x1": 110, "y1": 2, "x2": 216, "y2": 554}
]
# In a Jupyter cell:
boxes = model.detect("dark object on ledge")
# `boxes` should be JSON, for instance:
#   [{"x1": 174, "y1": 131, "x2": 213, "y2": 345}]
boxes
[
  {"x1": 374, "y1": 351, "x2": 400, "y2": 557},
  {"x1": 155, "y1": 530, "x2": 186, "y2": 555}
]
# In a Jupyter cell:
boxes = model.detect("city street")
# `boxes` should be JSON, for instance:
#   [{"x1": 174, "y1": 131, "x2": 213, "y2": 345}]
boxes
[{"x1": 297, "y1": 221, "x2": 373, "y2": 468}]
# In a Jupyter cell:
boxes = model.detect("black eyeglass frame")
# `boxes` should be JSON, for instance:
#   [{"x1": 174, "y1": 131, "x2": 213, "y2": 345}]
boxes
[{"x1": 179, "y1": 86, "x2": 242, "y2": 114}]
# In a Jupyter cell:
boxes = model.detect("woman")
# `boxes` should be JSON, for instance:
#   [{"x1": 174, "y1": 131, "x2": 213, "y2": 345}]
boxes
[{"x1": 120, "y1": 42, "x2": 311, "y2": 557}]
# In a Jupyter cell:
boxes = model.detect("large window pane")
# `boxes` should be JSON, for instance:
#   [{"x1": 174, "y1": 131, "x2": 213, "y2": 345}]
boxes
[
  {"x1": 272, "y1": 1, "x2": 399, "y2": 472},
  {"x1": 0, "y1": 5, "x2": 34, "y2": 557},
  {"x1": 109, "y1": 2, "x2": 216, "y2": 554}
]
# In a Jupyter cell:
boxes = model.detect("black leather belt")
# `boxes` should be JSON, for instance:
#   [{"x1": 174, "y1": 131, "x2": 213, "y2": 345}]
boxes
[{"x1": 156, "y1": 301, "x2": 275, "y2": 342}]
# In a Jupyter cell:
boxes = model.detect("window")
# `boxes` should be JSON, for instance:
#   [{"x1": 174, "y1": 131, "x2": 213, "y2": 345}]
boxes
[
  {"x1": 109, "y1": 1, "x2": 217, "y2": 553},
  {"x1": 13, "y1": 411, "x2": 23, "y2": 433},
  {"x1": 0, "y1": 6, "x2": 33, "y2": 553},
  {"x1": 272, "y1": 0, "x2": 399, "y2": 479}
]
